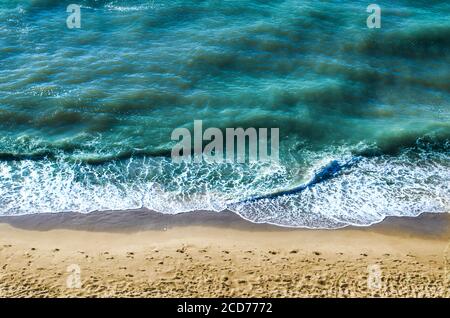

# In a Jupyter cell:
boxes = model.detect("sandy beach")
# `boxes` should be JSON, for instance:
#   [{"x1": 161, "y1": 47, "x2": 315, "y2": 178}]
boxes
[
  {"x1": 0, "y1": 0, "x2": 448, "y2": 302},
  {"x1": 0, "y1": 210, "x2": 449, "y2": 298}
]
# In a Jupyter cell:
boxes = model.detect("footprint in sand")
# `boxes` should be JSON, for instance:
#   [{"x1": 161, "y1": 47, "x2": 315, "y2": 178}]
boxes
[{"x1": 176, "y1": 248, "x2": 185, "y2": 254}]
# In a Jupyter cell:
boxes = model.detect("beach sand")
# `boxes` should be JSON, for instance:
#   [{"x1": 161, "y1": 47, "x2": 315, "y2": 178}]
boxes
[{"x1": 0, "y1": 210, "x2": 449, "y2": 298}]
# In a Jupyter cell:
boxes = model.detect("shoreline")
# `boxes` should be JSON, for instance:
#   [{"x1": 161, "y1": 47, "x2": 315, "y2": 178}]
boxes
[
  {"x1": 0, "y1": 210, "x2": 449, "y2": 297},
  {"x1": 0, "y1": 209, "x2": 449, "y2": 235}
]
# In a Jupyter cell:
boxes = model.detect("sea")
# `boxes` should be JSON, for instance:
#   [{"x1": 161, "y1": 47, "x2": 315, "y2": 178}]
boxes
[{"x1": 0, "y1": 0, "x2": 449, "y2": 228}]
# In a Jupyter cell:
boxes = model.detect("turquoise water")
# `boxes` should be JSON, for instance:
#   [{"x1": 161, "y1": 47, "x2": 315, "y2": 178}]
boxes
[{"x1": 0, "y1": 0, "x2": 449, "y2": 227}]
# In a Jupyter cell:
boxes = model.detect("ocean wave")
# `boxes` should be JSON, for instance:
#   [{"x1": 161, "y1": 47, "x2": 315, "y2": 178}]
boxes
[
  {"x1": 0, "y1": 0, "x2": 449, "y2": 227},
  {"x1": 346, "y1": 25, "x2": 450, "y2": 59},
  {"x1": 230, "y1": 149, "x2": 450, "y2": 228},
  {"x1": 0, "y1": 144, "x2": 448, "y2": 228}
]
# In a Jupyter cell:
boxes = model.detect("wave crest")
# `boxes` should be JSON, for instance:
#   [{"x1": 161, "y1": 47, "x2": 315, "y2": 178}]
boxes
[{"x1": 0, "y1": 146, "x2": 448, "y2": 228}]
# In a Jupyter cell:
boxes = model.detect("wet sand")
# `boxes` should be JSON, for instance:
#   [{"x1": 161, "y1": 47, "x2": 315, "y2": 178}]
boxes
[{"x1": 0, "y1": 210, "x2": 449, "y2": 297}]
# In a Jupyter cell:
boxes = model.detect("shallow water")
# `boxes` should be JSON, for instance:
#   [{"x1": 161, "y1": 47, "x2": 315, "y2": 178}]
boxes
[{"x1": 0, "y1": 0, "x2": 449, "y2": 227}]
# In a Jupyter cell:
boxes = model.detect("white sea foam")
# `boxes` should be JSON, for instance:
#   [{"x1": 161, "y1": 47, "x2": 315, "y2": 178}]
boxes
[
  {"x1": 0, "y1": 149, "x2": 448, "y2": 228},
  {"x1": 231, "y1": 152, "x2": 450, "y2": 228}
]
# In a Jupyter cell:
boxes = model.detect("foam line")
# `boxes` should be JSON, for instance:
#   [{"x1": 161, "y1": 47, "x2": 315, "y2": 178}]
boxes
[{"x1": 233, "y1": 157, "x2": 361, "y2": 204}]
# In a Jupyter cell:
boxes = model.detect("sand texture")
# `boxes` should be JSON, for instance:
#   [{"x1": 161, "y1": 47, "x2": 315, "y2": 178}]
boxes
[{"x1": 0, "y1": 211, "x2": 449, "y2": 298}]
